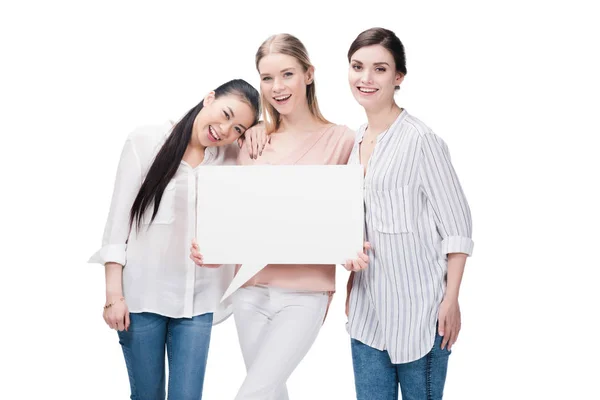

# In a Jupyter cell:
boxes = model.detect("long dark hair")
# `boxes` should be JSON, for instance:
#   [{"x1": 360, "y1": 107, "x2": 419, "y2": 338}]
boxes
[
  {"x1": 129, "y1": 79, "x2": 260, "y2": 230},
  {"x1": 348, "y1": 28, "x2": 407, "y2": 90}
]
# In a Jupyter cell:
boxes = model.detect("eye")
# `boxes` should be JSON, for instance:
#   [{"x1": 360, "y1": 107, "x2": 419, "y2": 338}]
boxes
[
  {"x1": 352, "y1": 64, "x2": 362, "y2": 70},
  {"x1": 223, "y1": 110, "x2": 230, "y2": 120},
  {"x1": 283, "y1": 72, "x2": 293, "y2": 78},
  {"x1": 235, "y1": 126, "x2": 242, "y2": 134},
  {"x1": 376, "y1": 67, "x2": 386, "y2": 72},
  {"x1": 262, "y1": 76, "x2": 272, "y2": 81}
]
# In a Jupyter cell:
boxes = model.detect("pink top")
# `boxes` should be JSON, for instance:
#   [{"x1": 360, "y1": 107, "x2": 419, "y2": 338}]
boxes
[{"x1": 236, "y1": 124, "x2": 355, "y2": 292}]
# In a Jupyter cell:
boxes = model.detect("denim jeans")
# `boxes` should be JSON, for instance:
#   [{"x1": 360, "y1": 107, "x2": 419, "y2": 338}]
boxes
[
  {"x1": 351, "y1": 332, "x2": 451, "y2": 400},
  {"x1": 117, "y1": 312, "x2": 213, "y2": 400}
]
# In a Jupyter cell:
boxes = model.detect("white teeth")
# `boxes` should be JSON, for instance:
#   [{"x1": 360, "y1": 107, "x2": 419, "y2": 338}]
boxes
[
  {"x1": 209, "y1": 126, "x2": 221, "y2": 140},
  {"x1": 359, "y1": 87, "x2": 377, "y2": 93},
  {"x1": 274, "y1": 94, "x2": 291, "y2": 101}
]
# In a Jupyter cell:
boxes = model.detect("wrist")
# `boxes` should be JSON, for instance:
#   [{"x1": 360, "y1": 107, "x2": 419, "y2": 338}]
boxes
[
  {"x1": 106, "y1": 291, "x2": 124, "y2": 301},
  {"x1": 443, "y1": 290, "x2": 459, "y2": 302},
  {"x1": 103, "y1": 296, "x2": 125, "y2": 311}
]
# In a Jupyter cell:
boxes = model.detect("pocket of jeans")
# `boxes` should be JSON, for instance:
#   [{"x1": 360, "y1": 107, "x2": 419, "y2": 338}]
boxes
[
  {"x1": 433, "y1": 332, "x2": 452, "y2": 356},
  {"x1": 126, "y1": 312, "x2": 166, "y2": 333}
]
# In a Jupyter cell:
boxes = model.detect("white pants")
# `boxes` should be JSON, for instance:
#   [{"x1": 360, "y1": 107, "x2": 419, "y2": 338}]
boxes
[{"x1": 233, "y1": 285, "x2": 329, "y2": 400}]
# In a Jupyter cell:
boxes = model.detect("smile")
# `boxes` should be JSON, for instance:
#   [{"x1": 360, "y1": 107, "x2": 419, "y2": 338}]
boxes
[
  {"x1": 358, "y1": 87, "x2": 378, "y2": 93},
  {"x1": 273, "y1": 94, "x2": 292, "y2": 103},
  {"x1": 207, "y1": 125, "x2": 221, "y2": 142}
]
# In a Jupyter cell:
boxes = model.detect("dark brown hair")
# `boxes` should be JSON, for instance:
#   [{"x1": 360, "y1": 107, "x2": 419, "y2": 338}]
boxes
[
  {"x1": 129, "y1": 79, "x2": 260, "y2": 230},
  {"x1": 347, "y1": 28, "x2": 407, "y2": 89}
]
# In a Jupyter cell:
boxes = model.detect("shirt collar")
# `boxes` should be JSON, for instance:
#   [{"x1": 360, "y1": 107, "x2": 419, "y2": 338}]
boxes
[{"x1": 357, "y1": 109, "x2": 407, "y2": 144}]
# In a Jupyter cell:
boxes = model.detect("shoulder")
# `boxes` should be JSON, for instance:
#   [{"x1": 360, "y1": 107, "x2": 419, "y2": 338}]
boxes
[
  {"x1": 323, "y1": 124, "x2": 356, "y2": 163},
  {"x1": 328, "y1": 124, "x2": 356, "y2": 145},
  {"x1": 401, "y1": 112, "x2": 441, "y2": 139},
  {"x1": 126, "y1": 122, "x2": 172, "y2": 149},
  {"x1": 400, "y1": 112, "x2": 448, "y2": 152},
  {"x1": 125, "y1": 122, "x2": 173, "y2": 164}
]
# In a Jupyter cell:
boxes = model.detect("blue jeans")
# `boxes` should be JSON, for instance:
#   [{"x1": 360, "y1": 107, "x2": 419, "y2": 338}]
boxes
[
  {"x1": 351, "y1": 333, "x2": 451, "y2": 400},
  {"x1": 117, "y1": 312, "x2": 213, "y2": 400}
]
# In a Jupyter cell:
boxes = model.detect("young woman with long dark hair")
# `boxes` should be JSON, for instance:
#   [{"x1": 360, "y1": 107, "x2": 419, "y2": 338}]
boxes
[{"x1": 89, "y1": 79, "x2": 260, "y2": 400}]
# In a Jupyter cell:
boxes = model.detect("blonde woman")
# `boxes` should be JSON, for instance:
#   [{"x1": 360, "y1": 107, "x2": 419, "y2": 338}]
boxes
[{"x1": 191, "y1": 34, "x2": 369, "y2": 400}]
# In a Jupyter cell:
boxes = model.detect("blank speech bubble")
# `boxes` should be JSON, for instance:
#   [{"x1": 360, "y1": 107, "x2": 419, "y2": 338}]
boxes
[{"x1": 195, "y1": 165, "x2": 364, "y2": 301}]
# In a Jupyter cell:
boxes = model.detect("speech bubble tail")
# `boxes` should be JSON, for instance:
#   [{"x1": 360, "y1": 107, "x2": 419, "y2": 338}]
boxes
[{"x1": 220, "y1": 263, "x2": 268, "y2": 303}]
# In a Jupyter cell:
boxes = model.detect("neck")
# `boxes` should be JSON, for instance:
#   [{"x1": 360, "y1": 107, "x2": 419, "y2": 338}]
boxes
[
  {"x1": 365, "y1": 102, "x2": 402, "y2": 134},
  {"x1": 278, "y1": 99, "x2": 321, "y2": 134}
]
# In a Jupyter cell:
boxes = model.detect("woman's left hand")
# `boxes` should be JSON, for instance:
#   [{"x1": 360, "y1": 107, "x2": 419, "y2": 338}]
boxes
[
  {"x1": 438, "y1": 297, "x2": 461, "y2": 350},
  {"x1": 344, "y1": 242, "x2": 371, "y2": 271}
]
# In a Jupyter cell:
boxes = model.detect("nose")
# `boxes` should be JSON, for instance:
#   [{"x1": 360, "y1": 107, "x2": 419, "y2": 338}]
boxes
[
  {"x1": 273, "y1": 77, "x2": 285, "y2": 93},
  {"x1": 219, "y1": 121, "x2": 234, "y2": 137},
  {"x1": 360, "y1": 70, "x2": 373, "y2": 85}
]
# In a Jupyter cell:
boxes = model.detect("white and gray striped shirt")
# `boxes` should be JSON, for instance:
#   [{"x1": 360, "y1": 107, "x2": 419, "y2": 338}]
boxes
[{"x1": 346, "y1": 109, "x2": 474, "y2": 364}]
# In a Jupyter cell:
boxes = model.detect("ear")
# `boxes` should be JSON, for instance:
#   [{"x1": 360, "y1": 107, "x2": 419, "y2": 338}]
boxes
[
  {"x1": 305, "y1": 65, "x2": 315, "y2": 85},
  {"x1": 203, "y1": 91, "x2": 216, "y2": 105},
  {"x1": 395, "y1": 73, "x2": 405, "y2": 87}
]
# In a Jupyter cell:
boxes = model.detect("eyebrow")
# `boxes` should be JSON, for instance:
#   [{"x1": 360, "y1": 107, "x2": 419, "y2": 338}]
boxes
[
  {"x1": 259, "y1": 67, "x2": 297, "y2": 77},
  {"x1": 351, "y1": 59, "x2": 390, "y2": 67}
]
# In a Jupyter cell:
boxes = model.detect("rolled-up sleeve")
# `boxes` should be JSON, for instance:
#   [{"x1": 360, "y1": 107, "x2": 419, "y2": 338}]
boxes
[
  {"x1": 419, "y1": 131, "x2": 474, "y2": 256},
  {"x1": 88, "y1": 138, "x2": 142, "y2": 266}
]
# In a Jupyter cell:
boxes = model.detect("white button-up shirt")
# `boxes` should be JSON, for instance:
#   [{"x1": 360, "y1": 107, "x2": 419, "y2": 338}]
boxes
[
  {"x1": 346, "y1": 110, "x2": 474, "y2": 363},
  {"x1": 89, "y1": 123, "x2": 239, "y2": 323}
]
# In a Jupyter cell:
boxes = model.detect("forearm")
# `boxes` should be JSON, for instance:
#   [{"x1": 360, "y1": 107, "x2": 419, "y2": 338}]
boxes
[
  {"x1": 444, "y1": 253, "x2": 467, "y2": 301},
  {"x1": 347, "y1": 271, "x2": 355, "y2": 294},
  {"x1": 105, "y1": 262, "x2": 124, "y2": 298}
]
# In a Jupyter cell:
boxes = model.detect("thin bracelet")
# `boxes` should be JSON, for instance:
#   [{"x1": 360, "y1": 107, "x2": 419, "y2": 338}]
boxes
[{"x1": 104, "y1": 297, "x2": 125, "y2": 310}]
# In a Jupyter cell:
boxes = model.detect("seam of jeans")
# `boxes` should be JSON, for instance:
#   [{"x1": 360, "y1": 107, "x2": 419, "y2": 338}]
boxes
[
  {"x1": 167, "y1": 320, "x2": 173, "y2": 393},
  {"x1": 392, "y1": 352, "x2": 400, "y2": 400},
  {"x1": 119, "y1": 333, "x2": 138, "y2": 397},
  {"x1": 426, "y1": 348, "x2": 433, "y2": 400}
]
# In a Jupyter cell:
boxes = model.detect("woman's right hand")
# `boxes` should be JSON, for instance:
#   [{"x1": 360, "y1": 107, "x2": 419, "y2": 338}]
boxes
[
  {"x1": 103, "y1": 295, "x2": 129, "y2": 331},
  {"x1": 238, "y1": 121, "x2": 268, "y2": 159},
  {"x1": 344, "y1": 242, "x2": 371, "y2": 271},
  {"x1": 190, "y1": 238, "x2": 221, "y2": 268}
]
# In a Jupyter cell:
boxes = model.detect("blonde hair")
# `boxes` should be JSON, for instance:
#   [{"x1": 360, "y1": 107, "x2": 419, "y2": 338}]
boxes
[{"x1": 255, "y1": 33, "x2": 330, "y2": 133}]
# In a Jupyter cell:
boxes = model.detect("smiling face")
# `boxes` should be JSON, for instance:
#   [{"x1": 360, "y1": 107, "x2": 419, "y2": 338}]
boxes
[
  {"x1": 258, "y1": 53, "x2": 313, "y2": 116},
  {"x1": 348, "y1": 44, "x2": 404, "y2": 110},
  {"x1": 193, "y1": 92, "x2": 255, "y2": 147}
]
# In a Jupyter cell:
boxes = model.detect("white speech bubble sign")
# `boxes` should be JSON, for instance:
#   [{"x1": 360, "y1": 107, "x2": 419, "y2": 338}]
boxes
[{"x1": 195, "y1": 165, "x2": 364, "y2": 301}]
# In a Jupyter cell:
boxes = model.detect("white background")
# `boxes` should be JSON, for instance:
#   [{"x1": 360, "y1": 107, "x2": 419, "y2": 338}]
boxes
[{"x1": 2, "y1": 0, "x2": 599, "y2": 399}]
